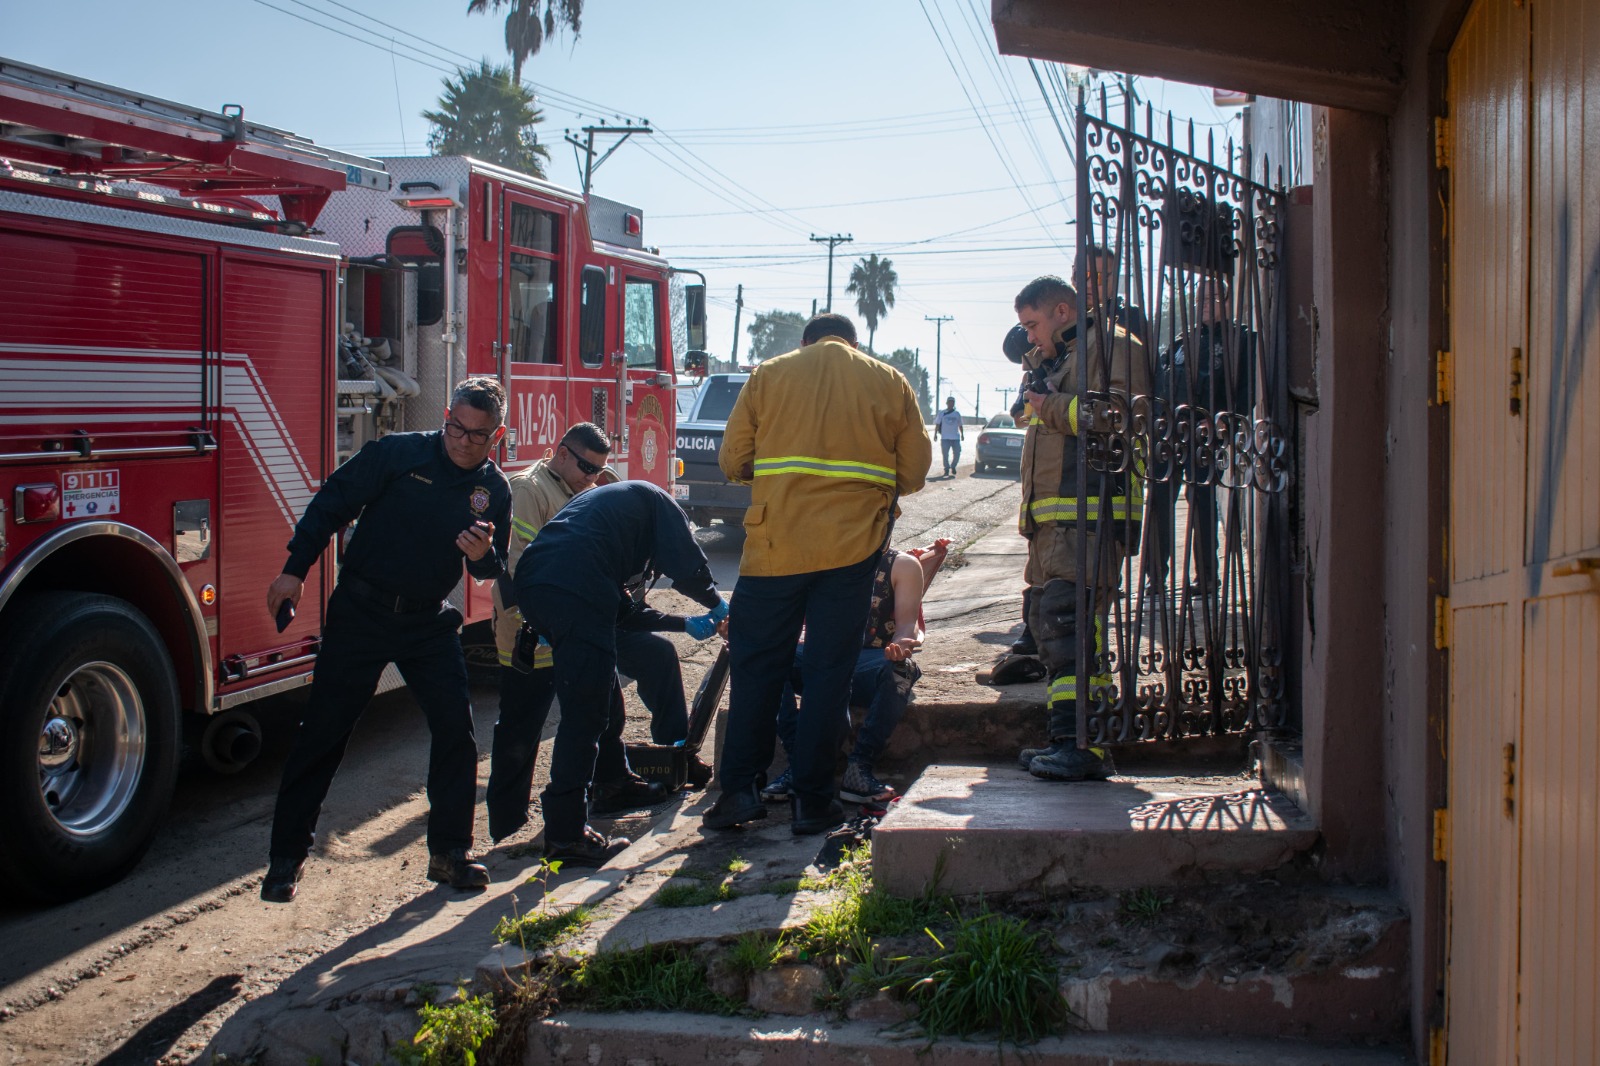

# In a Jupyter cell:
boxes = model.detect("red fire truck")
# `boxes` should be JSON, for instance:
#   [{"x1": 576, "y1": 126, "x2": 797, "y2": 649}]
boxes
[{"x1": 0, "y1": 58, "x2": 703, "y2": 900}]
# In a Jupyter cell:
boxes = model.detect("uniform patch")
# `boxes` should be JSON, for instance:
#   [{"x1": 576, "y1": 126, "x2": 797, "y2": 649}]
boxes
[{"x1": 470, "y1": 486, "x2": 491, "y2": 514}]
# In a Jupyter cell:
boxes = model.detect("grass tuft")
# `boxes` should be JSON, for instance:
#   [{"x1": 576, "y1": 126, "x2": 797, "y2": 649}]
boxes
[
  {"x1": 889, "y1": 910, "x2": 1067, "y2": 1042},
  {"x1": 1120, "y1": 887, "x2": 1174, "y2": 924},
  {"x1": 572, "y1": 945, "x2": 743, "y2": 1015},
  {"x1": 727, "y1": 931, "x2": 786, "y2": 975},
  {"x1": 492, "y1": 906, "x2": 591, "y2": 951},
  {"x1": 655, "y1": 879, "x2": 738, "y2": 908}
]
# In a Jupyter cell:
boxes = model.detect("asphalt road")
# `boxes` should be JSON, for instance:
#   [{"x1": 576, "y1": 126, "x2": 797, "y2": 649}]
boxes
[{"x1": 0, "y1": 443, "x2": 1018, "y2": 1065}]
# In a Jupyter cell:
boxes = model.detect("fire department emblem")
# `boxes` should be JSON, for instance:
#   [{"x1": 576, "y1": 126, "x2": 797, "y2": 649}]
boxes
[
  {"x1": 469, "y1": 486, "x2": 491, "y2": 515},
  {"x1": 641, "y1": 427, "x2": 659, "y2": 472}
]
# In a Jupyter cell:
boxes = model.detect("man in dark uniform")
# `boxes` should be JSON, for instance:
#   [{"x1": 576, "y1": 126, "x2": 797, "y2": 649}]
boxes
[
  {"x1": 515, "y1": 480, "x2": 725, "y2": 866},
  {"x1": 260, "y1": 376, "x2": 512, "y2": 902}
]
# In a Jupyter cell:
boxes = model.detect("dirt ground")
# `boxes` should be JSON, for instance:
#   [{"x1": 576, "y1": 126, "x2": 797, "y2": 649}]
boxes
[{"x1": 0, "y1": 452, "x2": 1020, "y2": 1065}]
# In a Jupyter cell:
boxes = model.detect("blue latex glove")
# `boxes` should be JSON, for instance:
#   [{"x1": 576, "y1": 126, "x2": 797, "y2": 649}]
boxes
[
  {"x1": 709, "y1": 596, "x2": 729, "y2": 623},
  {"x1": 685, "y1": 613, "x2": 717, "y2": 640}
]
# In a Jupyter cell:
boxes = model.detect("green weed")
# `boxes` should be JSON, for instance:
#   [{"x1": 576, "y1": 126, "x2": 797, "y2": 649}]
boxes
[
  {"x1": 727, "y1": 931, "x2": 785, "y2": 975},
  {"x1": 725, "y1": 853, "x2": 752, "y2": 874},
  {"x1": 655, "y1": 879, "x2": 738, "y2": 908},
  {"x1": 572, "y1": 945, "x2": 742, "y2": 1015},
  {"x1": 492, "y1": 905, "x2": 591, "y2": 951},
  {"x1": 765, "y1": 878, "x2": 802, "y2": 895},
  {"x1": 891, "y1": 911, "x2": 1066, "y2": 1043},
  {"x1": 393, "y1": 991, "x2": 497, "y2": 1066},
  {"x1": 1120, "y1": 887, "x2": 1173, "y2": 924}
]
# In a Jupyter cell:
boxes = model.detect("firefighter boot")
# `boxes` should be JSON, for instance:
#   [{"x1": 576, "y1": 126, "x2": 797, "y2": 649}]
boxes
[
  {"x1": 1029, "y1": 743, "x2": 1117, "y2": 782},
  {"x1": 1017, "y1": 742, "x2": 1060, "y2": 770}
]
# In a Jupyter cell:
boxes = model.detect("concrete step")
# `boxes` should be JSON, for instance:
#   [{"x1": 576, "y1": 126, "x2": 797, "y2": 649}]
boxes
[
  {"x1": 527, "y1": 1012, "x2": 1414, "y2": 1065},
  {"x1": 872, "y1": 764, "x2": 1319, "y2": 897}
]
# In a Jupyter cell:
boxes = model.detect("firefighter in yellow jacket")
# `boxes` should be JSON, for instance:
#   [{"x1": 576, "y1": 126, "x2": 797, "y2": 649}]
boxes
[
  {"x1": 703, "y1": 313, "x2": 931, "y2": 835},
  {"x1": 1013, "y1": 275, "x2": 1149, "y2": 781}
]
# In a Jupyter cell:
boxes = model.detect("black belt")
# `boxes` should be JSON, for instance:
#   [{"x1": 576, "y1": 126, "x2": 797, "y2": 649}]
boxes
[{"x1": 339, "y1": 572, "x2": 440, "y2": 613}]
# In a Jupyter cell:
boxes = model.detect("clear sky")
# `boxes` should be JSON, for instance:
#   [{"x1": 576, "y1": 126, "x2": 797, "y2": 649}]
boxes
[{"x1": 5, "y1": 0, "x2": 1245, "y2": 418}]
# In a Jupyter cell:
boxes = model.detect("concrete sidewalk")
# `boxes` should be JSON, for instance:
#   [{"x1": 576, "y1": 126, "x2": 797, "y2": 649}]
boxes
[{"x1": 204, "y1": 508, "x2": 1044, "y2": 1065}]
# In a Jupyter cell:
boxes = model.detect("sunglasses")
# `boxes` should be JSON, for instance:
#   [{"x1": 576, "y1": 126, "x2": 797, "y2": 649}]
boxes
[
  {"x1": 562, "y1": 444, "x2": 603, "y2": 477},
  {"x1": 443, "y1": 419, "x2": 495, "y2": 446}
]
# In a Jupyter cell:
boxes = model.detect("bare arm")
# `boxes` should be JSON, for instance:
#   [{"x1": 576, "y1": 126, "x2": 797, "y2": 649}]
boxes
[{"x1": 883, "y1": 552, "x2": 926, "y2": 662}]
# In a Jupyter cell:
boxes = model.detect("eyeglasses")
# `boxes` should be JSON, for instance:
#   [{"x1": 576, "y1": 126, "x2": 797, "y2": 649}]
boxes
[
  {"x1": 561, "y1": 444, "x2": 603, "y2": 477},
  {"x1": 443, "y1": 419, "x2": 494, "y2": 446}
]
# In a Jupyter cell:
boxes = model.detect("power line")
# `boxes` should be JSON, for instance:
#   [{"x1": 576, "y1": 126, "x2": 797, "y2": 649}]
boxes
[{"x1": 914, "y1": 0, "x2": 1072, "y2": 256}]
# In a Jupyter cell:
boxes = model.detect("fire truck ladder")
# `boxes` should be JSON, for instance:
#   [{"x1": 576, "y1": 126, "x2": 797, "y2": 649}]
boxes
[{"x1": 0, "y1": 56, "x2": 389, "y2": 228}]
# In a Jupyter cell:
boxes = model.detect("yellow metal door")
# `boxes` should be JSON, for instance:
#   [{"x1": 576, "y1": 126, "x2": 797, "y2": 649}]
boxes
[
  {"x1": 1448, "y1": 0, "x2": 1600, "y2": 1061},
  {"x1": 1444, "y1": 0, "x2": 1529, "y2": 1061},
  {"x1": 1520, "y1": 0, "x2": 1600, "y2": 1061}
]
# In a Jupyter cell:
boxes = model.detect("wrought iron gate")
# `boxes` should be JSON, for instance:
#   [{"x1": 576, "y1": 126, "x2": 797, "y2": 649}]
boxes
[{"x1": 1068, "y1": 91, "x2": 1292, "y2": 745}]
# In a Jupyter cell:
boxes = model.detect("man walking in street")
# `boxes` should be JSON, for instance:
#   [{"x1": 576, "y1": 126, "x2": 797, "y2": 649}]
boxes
[
  {"x1": 933, "y1": 396, "x2": 965, "y2": 477},
  {"x1": 261, "y1": 377, "x2": 512, "y2": 902},
  {"x1": 1012, "y1": 276, "x2": 1149, "y2": 782},
  {"x1": 704, "y1": 312, "x2": 930, "y2": 836}
]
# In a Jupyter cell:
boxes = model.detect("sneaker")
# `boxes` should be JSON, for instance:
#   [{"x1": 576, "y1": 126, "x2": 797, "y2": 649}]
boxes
[
  {"x1": 1016, "y1": 743, "x2": 1060, "y2": 770},
  {"x1": 260, "y1": 856, "x2": 305, "y2": 903},
  {"x1": 544, "y1": 826, "x2": 630, "y2": 868},
  {"x1": 839, "y1": 762, "x2": 897, "y2": 805},
  {"x1": 591, "y1": 774, "x2": 668, "y2": 815},
  {"x1": 760, "y1": 768, "x2": 794, "y2": 802},
  {"x1": 1028, "y1": 745, "x2": 1117, "y2": 781},
  {"x1": 702, "y1": 783, "x2": 768, "y2": 829},
  {"x1": 427, "y1": 848, "x2": 490, "y2": 889},
  {"x1": 791, "y1": 796, "x2": 847, "y2": 836}
]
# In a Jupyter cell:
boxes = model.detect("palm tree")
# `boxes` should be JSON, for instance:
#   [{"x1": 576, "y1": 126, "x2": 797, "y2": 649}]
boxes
[
  {"x1": 423, "y1": 62, "x2": 551, "y2": 177},
  {"x1": 466, "y1": 0, "x2": 583, "y2": 83},
  {"x1": 846, "y1": 253, "x2": 898, "y2": 352}
]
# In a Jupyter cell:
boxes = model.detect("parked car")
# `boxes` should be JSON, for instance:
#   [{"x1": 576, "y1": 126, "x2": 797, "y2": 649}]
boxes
[
  {"x1": 974, "y1": 412, "x2": 1025, "y2": 474},
  {"x1": 674, "y1": 372, "x2": 751, "y2": 524}
]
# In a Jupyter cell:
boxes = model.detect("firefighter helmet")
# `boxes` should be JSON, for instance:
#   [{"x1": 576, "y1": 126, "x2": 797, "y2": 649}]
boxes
[{"x1": 1002, "y1": 323, "x2": 1030, "y2": 364}]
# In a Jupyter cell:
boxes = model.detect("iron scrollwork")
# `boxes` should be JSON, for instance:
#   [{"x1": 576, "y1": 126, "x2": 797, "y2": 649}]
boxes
[{"x1": 1072, "y1": 91, "x2": 1292, "y2": 747}]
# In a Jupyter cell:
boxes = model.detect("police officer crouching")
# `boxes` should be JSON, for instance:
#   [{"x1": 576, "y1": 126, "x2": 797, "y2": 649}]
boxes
[{"x1": 261, "y1": 377, "x2": 512, "y2": 902}]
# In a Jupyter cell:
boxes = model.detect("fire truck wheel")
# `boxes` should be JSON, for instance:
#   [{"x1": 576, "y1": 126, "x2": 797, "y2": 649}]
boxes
[{"x1": 0, "y1": 592, "x2": 181, "y2": 902}]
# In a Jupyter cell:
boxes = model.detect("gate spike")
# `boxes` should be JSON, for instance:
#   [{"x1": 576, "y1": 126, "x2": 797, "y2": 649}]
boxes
[
  {"x1": 1187, "y1": 118, "x2": 1195, "y2": 156},
  {"x1": 1166, "y1": 110, "x2": 1174, "y2": 150}
]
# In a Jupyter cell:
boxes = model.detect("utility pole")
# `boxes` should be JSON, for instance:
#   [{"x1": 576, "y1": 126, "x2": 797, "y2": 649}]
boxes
[
  {"x1": 997, "y1": 385, "x2": 1014, "y2": 412},
  {"x1": 810, "y1": 233, "x2": 853, "y2": 312},
  {"x1": 924, "y1": 315, "x2": 953, "y2": 409},
  {"x1": 973, "y1": 385, "x2": 980, "y2": 418},
  {"x1": 730, "y1": 284, "x2": 744, "y2": 364},
  {"x1": 564, "y1": 122, "x2": 652, "y2": 196}
]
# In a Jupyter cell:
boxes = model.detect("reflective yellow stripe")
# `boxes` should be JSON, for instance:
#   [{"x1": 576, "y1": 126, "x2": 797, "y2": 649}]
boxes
[
  {"x1": 1068, "y1": 395, "x2": 1080, "y2": 434},
  {"x1": 1029, "y1": 415, "x2": 1044, "y2": 426},
  {"x1": 511, "y1": 516, "x2": 540, "y2": 542},
  {"x1": 1045, "y1": 617, "x2": 1109, "y2": 707},
  {"x1": 1028, "y1": 496, "x2": 1142, "y2": 523},
  {"x1": 753, "y1": 455, "x2": 896, "y2": 487}
]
